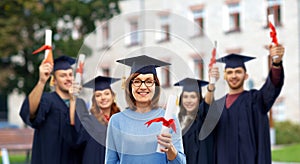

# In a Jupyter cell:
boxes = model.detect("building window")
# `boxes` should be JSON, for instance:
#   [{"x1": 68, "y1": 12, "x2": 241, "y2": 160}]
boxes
[
  {"x1": 161, "y1": 23, "x2": 170, "y2": 42},
  {"x1": 267, "y1": 0, "x2": 282, "y2": 27},
  {"x1": 272, "y1": 97, "x2": 286, "y2": 121},
  {"x1": 194, "y1": 58, "x2": 204, "y2": 80},
  {"x1": 102, "y1": 67, "x2": 110, "y2": 76},
  {"x1": 190, "y1": 53, "x2": 204, "y2": 79},
  {"x1": 157, "y1": 12, "x2": 170, "y2": 43},
  {"x1": 224, "y1": 1, "x2": 241, "y2": 33},
  {"x1": 130, "y1": 21, "x2": 139, "y2": 46},
  {"x1": 190, "y1": 4, "x2": 205, "y2": 36},
  {"x1": 194, "y1": 13, "x2": 204, "y2": 36},
  {"x1": 101, "y1": 22, "x2": 109, "y2": 47},
  {"x1": 229, "y1": 11, "x2": 240, "y2": 32},
  {"x1": 161, "y1": 66, "x2": 171, "y2": 88}
]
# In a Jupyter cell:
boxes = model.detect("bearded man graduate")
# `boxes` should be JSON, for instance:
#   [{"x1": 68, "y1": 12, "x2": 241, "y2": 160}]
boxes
[
  {"x1": 19, "y1": 56, "x2": 83, "y2": 164},
  {"x1": 205, "y1": 44, "x2": 284, "y2": 164}
]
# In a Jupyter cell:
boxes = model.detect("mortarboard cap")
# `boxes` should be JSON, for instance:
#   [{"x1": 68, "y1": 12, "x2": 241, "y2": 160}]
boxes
[
  {"x1": 216, "y1": 53, "x2": 255, "y2": 71},
  {"x1": 116, "y1": 55, "x2": 170, "y2": 75},
  {"x1": 53, "y1": 56, "x2": 76, "y2": 71},
  {"x1": 83, "y1": 76, "x2": 120, "y2": 91},
  {"x1": 174, "y1": 78, "x2": 209, "y2": 92}
]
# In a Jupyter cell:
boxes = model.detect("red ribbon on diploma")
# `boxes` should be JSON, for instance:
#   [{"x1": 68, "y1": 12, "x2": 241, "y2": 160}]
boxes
[
  {"x1": 269, "y1": 21, "x2": 278, "y2": 46},
  {"x1": 104, "y1": 114, "x2": 110, "y2": 122},
  {"x1": 32, "y1": 45, "x2": 54, "y2": 65},
  {"x1": 145, "y1": 117, "x2": 176, "y2": 133},
  {"x1": 76, "y1": 62, "x2": 84, "y2": 74},
  {"x1": 209, "y1": 46, "x2": 216, "y2": 69}
]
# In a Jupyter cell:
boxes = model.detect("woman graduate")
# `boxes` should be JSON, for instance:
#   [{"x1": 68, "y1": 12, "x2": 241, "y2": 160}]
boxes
[
  {"x1": 174, "y1": 78, "x2": 210, "y2": 164},
  {"x1": 105, "y1": 55, "x2": 186, "y2": 164},
  {"x1": 174, "y1": 68, "x2": 219, "y2": 164},
  {"x1": 68, "y1": 76, "x2": 121, "y2": 164}
]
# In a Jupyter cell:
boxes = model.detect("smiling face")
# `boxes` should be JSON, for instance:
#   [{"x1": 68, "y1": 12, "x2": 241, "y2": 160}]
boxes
[
  {"x1": 53, "y1": 69, "x2": 73, "y2": 94},
  {"x1": 94, "y1": 89, "x2": 115, "y2": 110},
  {"x1": 181, "y1": 91, "x2": 199, "y2": 114},
  {"x1": 131, "y1": 74, "x2": 155, "y2": 104},
  {"x1": 125, "y1": 73, "x2": 160, "y2": 110},
  {"x1": 224, "y1": 67, "x2": 248, "y2": 92}
]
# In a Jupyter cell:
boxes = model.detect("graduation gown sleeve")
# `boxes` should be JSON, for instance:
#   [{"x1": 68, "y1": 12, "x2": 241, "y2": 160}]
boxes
[
  {"x1": 19, "y1": 93, "x2": 52, "y2": 128},
  {"x1": 19, "y1": 92, "x2": 83, "y2": 164}
]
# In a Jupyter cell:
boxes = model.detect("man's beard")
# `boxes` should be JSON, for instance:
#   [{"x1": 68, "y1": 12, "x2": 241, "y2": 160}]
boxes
[
  {"x1": 228, "y1": 78, "x2": 245, "y2": 90},
  {"x1": 58, "y1": 85, "x2": 70, "y2": 94}
]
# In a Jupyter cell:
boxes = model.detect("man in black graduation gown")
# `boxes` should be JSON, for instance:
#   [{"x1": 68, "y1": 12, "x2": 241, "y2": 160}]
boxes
[
  {"x1": 207, "y1": 44, "x2": 285, "y2": 164},
  {"x1": 19, "y1": 56, "x2": 83, "y2": 164}
]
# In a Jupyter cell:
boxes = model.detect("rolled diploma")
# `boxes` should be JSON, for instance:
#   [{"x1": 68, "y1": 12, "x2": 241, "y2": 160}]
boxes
[
  {"x1": 74, "y1": 54, "x2": 85, "y2": 96},
  {"x1": 75, "y1": 54, "x2": 85, "y2": 84},
  {"x1": 156, "y1": 94, "x2": 177, "y2": 152},
  {"x1": 268, "y1": 14, "x2": 278, "y2": 59},
  {"x1": 45, "y1": 30, "x2": 52, "y2": 59}
]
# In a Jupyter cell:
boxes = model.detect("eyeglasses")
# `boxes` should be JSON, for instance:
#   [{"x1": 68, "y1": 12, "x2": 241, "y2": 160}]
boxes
[{"x1": 131, "y1": 79, "x2": 156, "y2": 87}]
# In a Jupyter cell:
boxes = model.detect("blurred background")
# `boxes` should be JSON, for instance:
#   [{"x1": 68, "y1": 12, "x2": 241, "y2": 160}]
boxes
[{"x1": 0, "y1": 0, "x2": 299, "y2": 163}]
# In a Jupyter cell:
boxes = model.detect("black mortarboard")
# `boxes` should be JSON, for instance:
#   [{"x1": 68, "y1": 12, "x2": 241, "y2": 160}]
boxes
[
  {"x1": 116, "y1": 55, "x2": 171, "y2": 75},
  {"x1": 216, "y1": 53, "x2": 255, "y2": 71},
  {"x1": 83, "y1": 76, "x2": 120, "y2": 91},
  {"x1": 53, "y1": 56, "x2": 76, "y2": 71},
  {"x1": 174, "y1": 78, "x2": 209, "y2": 92}
]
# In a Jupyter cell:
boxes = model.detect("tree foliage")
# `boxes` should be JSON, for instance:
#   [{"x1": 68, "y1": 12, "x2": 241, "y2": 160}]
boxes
[
  {"x1": 0, "y1": 0, "x2": 120, "y2": 95},
  {"x1": 275, "y1": 121, "x2": 300, "y2": 145}
]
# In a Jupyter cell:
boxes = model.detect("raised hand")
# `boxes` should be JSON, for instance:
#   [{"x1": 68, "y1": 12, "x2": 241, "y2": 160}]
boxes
[
  {"x1": 209, "y1": 66, "x2": 220, "y2": 83},
  {"x1": 269, "y1": 44, "x2": 285, "y2": 64},
  {"x1": 69, "y1": 82, "x2": 82, "y2": 100},
  {"x1": 38, "y1": 62, "x2": 53, "y2": 84}
]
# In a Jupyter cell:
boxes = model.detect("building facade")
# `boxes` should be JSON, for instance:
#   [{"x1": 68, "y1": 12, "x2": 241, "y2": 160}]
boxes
[
  {"x1": 10, "y1": 0, "x2": 299, "y2": 127},
  {"x1": 81, "y1": 0, "x2": 299, "y2": 123}
]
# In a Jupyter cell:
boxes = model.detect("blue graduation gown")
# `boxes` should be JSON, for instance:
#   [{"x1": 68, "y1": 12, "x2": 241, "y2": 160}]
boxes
[
  {"x1": 182, "y1": 104, "x2": 214, "y2": 164},
  {"x1": 212, "y1": 68, "x2": 284, "y2": 164},
  {"x1": 19, "y1": 92, "x2": 82, "y2": 164}
]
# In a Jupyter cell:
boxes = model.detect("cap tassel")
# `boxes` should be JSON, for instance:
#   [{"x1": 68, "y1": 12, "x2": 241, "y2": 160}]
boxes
[
  {"x1": 49, "y1": 75, "x2": 55, "y2": 87},
  {"x1": 121, "y1": 76, "x2": 126, "y2": 89}
]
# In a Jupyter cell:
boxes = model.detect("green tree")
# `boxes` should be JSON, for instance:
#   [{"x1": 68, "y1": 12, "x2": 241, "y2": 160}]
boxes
[{"x1": 0, "y1": 0, "x2": 120, "y2": 95}]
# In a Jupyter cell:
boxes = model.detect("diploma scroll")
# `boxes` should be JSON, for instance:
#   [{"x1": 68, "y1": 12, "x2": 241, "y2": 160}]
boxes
[
  {"x1": 44, "y1": 30, "x2": 52, "y2": 60},
  {"x1": 268, "y1": 14, "x2": 279, "y2": 59},
  {"x1": 156, "y1": 95, "x2": 177, "y2": 152},
  {"x1": 74, "y1": 54, "x2": 85, "y2": 96}
]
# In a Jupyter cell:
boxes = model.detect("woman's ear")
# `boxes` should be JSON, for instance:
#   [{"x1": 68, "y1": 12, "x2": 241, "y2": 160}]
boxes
[
  {"x1": 111, "y1": 93, "x2": 116, "y2": 103},
  {"x1": 91, "y1": 95, "x2": 97, "y2": 108}
]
